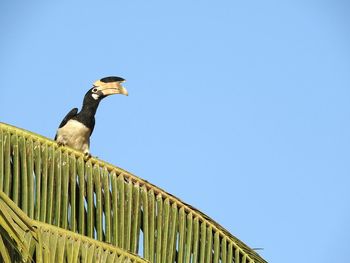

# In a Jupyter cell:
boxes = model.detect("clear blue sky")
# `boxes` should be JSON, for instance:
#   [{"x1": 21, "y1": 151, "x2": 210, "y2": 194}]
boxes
[{"x1": 1, "y1": 1, "x2": 349, "y2": 262}]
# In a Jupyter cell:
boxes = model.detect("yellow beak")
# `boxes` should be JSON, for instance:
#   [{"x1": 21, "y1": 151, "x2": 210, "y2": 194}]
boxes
[{"x1": 94, "y1": 80, "x2": 128, "y2": 96}]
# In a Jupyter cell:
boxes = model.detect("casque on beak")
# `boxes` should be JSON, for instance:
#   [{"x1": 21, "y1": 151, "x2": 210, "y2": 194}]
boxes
[{"x1": 94, "y1": 80, "x2": 128, "y2": 96}]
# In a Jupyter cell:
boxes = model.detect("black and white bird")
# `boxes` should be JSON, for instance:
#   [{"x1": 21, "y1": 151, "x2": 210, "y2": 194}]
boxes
[{"x1": 55, "y1": 76, "x2": 128, "y2": 157}]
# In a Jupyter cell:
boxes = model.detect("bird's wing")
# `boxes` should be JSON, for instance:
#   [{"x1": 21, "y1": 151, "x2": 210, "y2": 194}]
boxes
[{"x1": 54, "y1": 108, "x2": 78, "y2": 140}]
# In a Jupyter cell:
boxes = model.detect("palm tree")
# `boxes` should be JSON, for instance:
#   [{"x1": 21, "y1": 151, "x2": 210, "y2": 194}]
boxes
[{"x1": 0, "y1": 122, "x2": 266, "y2": 263}]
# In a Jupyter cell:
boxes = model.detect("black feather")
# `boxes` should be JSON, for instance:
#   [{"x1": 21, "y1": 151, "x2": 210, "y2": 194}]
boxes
[{"x1": 54, "y1": 108, "x2": 78, "y2": 140}]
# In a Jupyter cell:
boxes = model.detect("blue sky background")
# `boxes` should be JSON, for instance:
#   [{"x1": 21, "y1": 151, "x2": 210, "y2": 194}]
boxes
[{"x1": 1, "y1": 1, "x2": 349, "y2": 262}]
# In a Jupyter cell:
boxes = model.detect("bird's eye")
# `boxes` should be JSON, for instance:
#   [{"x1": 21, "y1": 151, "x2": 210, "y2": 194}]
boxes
[{"x1": 92, "y1": 88, "x2": 98, "y2": 93}]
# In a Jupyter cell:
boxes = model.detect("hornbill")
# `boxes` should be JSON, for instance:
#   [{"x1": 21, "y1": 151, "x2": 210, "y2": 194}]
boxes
[{"x1": 55, "y1": 76, "x2": 128, "y2": 157}]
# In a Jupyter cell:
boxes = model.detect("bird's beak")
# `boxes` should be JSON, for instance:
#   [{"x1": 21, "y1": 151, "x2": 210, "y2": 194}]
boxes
[
  {"x1": 94, "y1": 80, "x2": 128, "y2": 96},
  {"x1": 118, "y1": 84, "x2": 129, "y2": 96}
]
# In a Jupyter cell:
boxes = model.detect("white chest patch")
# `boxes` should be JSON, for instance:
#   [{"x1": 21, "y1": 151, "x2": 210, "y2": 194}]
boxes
[{"x1": 56, "y1": 119, "x2": 90, "y2": 152}]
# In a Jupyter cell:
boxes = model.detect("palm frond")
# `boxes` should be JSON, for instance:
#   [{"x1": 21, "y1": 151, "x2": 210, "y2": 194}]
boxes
[
  {"x1": 0, "y1": 122, "x2": 267, "y2": 263},
  {"x1": 0, "y1": 190, "x2": 148, "y2": 263}
]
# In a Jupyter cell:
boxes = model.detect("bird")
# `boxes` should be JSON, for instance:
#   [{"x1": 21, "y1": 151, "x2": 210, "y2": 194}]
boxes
[{"x1": 55, "y1": 76, "x2": 128, "y2": 157}]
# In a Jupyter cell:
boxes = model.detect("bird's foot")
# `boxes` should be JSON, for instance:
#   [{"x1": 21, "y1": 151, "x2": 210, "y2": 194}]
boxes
[
  {"x1": 84, "y1": 151, "x2": 92, "y2": 160},
  {"x1": 57, "y1": 141, "x2": 65, "y2": 147}
]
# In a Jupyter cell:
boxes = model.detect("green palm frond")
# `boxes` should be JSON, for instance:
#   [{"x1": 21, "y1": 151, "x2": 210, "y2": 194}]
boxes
[
  {"x1": 0, "y1": 190, "x2": 147, "y2": 263},
  {"x1": 0, "y1": 122, "x2": 267, "y2": 263}
]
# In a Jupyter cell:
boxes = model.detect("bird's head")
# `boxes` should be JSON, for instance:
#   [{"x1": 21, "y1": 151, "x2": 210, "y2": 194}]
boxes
[{"x1": 89, "y1": 76, "x2": 128, "y2": 100}]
